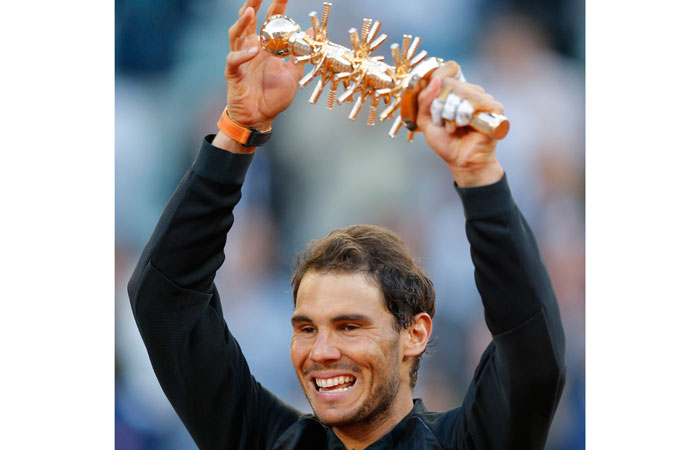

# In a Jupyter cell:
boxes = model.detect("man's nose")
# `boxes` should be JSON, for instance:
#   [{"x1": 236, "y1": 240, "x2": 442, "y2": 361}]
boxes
[{"x1": 309, "y1": 330, "x2": 342, "y2": 363}]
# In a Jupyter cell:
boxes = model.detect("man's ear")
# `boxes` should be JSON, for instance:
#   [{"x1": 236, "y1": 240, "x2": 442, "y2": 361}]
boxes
[{"x1": 403, "y1": 312, "x2": 432, "y2": 357}]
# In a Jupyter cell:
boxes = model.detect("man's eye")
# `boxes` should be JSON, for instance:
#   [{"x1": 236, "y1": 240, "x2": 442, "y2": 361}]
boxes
[
  {"x1": 341, "y1": 324, "x2": 359, "y2": 332},
  {"x1": 300, "y1": 326, "x2": 315, "y2": 334}
]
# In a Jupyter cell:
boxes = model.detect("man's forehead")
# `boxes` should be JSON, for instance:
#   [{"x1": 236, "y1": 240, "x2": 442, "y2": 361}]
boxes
[{"x1": 293, "y1": 271, "x2": 389, "y2": 319}]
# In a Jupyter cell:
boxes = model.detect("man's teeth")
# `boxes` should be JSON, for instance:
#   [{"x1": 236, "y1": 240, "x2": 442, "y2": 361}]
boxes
[{"x1": 315, "y1": 376, "x2": 355, "y2": 391}]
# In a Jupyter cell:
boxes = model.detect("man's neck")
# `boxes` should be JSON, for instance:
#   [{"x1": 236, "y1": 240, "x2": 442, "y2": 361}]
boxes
[{"x1": 332, "y1": 392, "x2": 415, "y2": 450}]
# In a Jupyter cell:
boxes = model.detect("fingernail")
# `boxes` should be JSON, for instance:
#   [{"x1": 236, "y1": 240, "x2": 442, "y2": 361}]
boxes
[{"x1": 248, "y1": 46, "x2": 258, "y2": 54}]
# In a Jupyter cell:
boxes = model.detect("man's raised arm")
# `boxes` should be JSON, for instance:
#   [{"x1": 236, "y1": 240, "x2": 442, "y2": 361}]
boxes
[
  {"x1": 127, "y1": 1, "x2": 305, "y2": 448},
  {"x1": 417, "y1": 63, "x2": 566, "y2": 449}
]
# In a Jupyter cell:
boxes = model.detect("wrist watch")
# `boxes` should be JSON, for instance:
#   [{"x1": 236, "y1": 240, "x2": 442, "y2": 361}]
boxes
[{"x1": 217, "y1": 109, "x2": 272, "y2": 147}]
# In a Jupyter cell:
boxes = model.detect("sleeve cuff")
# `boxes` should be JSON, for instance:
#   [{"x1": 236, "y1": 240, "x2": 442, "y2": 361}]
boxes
[
  {"x1": 453, "y1": 174, "x2": 516, "y2": 220},
  {"x1": 192, "y1": 134, "x2": 255, "y2": 185}
]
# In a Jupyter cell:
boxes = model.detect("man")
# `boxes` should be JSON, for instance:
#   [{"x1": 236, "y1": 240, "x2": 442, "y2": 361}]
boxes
[{"x1": 127, "y1": 0, "x2": 566, "y2": 448}]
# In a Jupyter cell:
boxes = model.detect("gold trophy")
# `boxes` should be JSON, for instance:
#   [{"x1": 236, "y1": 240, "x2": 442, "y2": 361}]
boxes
[{"x1": 259, "y1": 2, "x2": 509, "y2": 141}]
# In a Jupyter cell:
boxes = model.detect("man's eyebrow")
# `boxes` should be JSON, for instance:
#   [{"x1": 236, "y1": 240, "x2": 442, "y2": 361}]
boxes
[
  {"x1": 290, "y1": 313, "x2": 373, "y2": 325},
  {"x1": 291, "y1": 314, "x2": 313, "y2": 325},
  {"x1": 331, "y1": 314, "x2": 371, "y2": 323}
]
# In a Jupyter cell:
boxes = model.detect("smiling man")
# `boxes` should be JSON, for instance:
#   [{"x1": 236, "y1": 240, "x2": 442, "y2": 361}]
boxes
[
  {"x1": 127, "y1": 0, "x2": 566, "y2": 449},
  {"x1": 289, "y1": 226, "x2": 436, "y2": 448}
]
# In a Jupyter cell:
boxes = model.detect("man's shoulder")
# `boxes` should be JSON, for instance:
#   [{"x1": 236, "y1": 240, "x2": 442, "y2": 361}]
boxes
[
  {"x1": 413, "y1": 402, "x2": 464, "y2": 437},
  {"x1": 386, "y1": 399, "x2": 466, "y2": 449}
]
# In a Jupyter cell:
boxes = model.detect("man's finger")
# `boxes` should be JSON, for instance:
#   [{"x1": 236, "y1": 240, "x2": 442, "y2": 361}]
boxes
[
  {"x1": 416, "y1": 75, "x2": 442, "y2": 131},
  {"x1": 238, "y1": 0, "x2": 263, "y2": 18},
  {"x1": 225, "y1": 46, "x2": 260, "y2": 77},
  {"x1": 441, "y1": 78, "x2": 505, "y2": 115},
  {"x1": 266, "y1": 0, "x2": 289, "y2": 18},
  {"x1": 229, "y1": 7, "x2": 256, "y2": 51},
  {"x1": 429, "y1": 60, "x2": 460, "y2": 85},
  {"x1": 441, "y1": 93, "x2": 461, "y2": 121},
  {"x1": 454, "y1": 98, "x2": 475, "y2": 127},
  {"x1": 420, "y1": 60, "x2": 462, "y2": 130},
  {"x1": 238, "y1": 0, "x2": 263, "y2": 35},
  {"x1": 430, "y1": 98, "x2": 445, "y2": 126}
]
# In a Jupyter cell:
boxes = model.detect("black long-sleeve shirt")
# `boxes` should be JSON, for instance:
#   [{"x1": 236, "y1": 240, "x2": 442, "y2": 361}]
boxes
[{"x1": 128, "y1": 135, "x2": 566, "y2": 450}]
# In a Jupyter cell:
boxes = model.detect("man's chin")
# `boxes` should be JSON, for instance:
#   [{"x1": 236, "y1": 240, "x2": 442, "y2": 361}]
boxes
[
  {"x1": 316, "y1": 410, "x2": 366, "y2": 428},
  {"x1": 311, "y1": 399, "x2": 392, "y2": 430},
  {"x1": 311, "y1": 404, "x2": 359, "y2": 428},
  {"x1": 316, "y1": 415, "x2": 349, "y2": 428},
  {"x1": 304, "y1": 382, "x2": 364, "y2": 426}
]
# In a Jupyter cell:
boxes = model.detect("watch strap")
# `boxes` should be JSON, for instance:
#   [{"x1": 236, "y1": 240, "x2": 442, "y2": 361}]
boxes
[{"x1": 217, "y1": 109, "x2": 272, "y2": 147}]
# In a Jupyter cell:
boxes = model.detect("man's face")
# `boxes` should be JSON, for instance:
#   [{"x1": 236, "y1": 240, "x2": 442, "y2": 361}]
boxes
[{"x1": 290, "y1": 271, "x2": 406, "y2": 428}]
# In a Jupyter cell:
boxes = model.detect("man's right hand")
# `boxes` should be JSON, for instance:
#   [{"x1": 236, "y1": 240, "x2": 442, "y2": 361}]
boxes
[{"x1": 214, "y1": 0, "x2": 304, "y2": 152}]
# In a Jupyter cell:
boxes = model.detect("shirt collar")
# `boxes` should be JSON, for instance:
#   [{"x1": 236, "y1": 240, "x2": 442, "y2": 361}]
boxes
[{"x1": 276, "y1": 398, "x2": 435, "y2": 450}]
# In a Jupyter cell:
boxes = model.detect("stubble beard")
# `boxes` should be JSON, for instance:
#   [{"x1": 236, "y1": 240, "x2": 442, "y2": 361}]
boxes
[
  {"x1": 338, "y1": 366, "x2": 400, "y2": 429},
  {"x1": 309, "y1": 362, "x2": 402, "y2": 430}
]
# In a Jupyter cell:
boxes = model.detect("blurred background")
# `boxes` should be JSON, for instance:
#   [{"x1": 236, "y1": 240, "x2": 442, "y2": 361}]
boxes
[{"x1": 115, "y1": 0, "x2": 584, "y2": 448}]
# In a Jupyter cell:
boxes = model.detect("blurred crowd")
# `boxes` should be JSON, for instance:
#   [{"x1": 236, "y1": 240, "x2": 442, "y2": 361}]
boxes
[{"x1": 115, "y1": 0, "x2": 585, "y2": 448}]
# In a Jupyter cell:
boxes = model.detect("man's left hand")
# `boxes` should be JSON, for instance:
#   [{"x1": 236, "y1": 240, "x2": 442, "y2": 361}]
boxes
[{"x1": 416, "y1": 61, "x2": 505, "y2": 188}]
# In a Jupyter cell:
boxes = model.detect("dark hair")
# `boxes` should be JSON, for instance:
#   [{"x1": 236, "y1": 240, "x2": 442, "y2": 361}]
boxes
[{"x1": 291, "y1": 224, "x2": 435, "y2": 388}]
